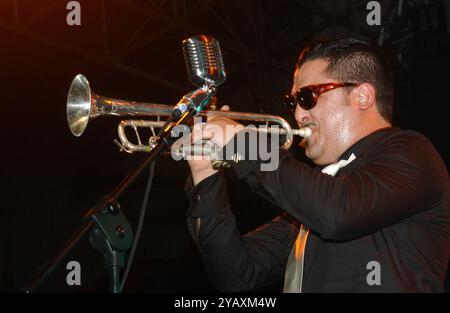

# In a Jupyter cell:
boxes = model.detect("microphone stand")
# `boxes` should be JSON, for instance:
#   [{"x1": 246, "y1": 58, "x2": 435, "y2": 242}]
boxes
[{"x1": 23, "y1": 108, "x2": 198, "y2": 293}]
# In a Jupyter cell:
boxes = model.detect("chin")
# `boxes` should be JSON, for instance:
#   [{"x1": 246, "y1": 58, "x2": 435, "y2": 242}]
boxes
[
  {"x1": 305, "y1": 148, "x2": 320, "y2": 164},
  {"x1": 312, "y1": 158, "x2": 328, "y2": 166},
  {"x1": 305, "y1": 147, "x2": 328, "y2": 165},
  {"x1": 308, "y1": 154, "x2": 324, "y2": 165}
]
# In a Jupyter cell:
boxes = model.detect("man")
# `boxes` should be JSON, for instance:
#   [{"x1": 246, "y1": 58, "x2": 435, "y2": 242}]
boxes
[{"x1": 184, "y1": 38, "x2": 450, "y2": 292}]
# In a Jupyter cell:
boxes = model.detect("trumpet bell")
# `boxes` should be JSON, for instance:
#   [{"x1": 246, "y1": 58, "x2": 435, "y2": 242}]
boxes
[{"x1": 67, "y1": 74, "x2": 92, "y2": 137}]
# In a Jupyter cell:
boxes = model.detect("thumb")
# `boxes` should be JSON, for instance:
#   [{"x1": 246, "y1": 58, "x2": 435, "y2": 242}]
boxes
[{"x1": 220, "y1": 105, "x2": 230, "y2": 111}]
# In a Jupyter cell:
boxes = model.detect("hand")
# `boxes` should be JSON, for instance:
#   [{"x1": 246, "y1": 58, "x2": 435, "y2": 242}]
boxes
[
  {"x1": 201, "y1": 105, "x2": 244, "y2": 149},
  {"x1": 187, "y1": 105, "x2": 244, "y2": 185}
]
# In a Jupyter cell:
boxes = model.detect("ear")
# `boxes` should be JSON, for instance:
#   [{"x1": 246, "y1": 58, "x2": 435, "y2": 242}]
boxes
[{"x1": 349, "y1": 83, "x2": 376, "y2": 110}]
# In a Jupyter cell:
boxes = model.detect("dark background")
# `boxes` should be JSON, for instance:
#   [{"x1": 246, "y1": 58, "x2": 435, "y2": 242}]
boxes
[{"x1": 0, "y1": 0, "x2": 449, "y2": 292}]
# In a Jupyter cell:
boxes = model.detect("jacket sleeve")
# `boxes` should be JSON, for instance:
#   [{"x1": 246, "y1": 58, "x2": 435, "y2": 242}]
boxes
[
  {"x1": 221, "y1": 130, "x2": 448, "y2": 241},
  {"x1": 185, "y1": 172, "x2": 298, "y2": 292}
]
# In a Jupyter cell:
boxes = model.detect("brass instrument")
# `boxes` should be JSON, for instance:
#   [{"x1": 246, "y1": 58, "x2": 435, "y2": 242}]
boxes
[{"x1": 67, "y1": 74, "x2": 312, "y2": 158}]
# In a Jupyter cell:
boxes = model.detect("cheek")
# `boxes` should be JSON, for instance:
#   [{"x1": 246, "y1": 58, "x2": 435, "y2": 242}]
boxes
[
  {"x1": 313, "y1": 104, "x2": 346, "y2": 140},
  {"x1": 325, "y1": 110, "x2": 353, "y2": 145},
  {"x1": 311, "y1": 100, "x2": 336, "y2": 130}
]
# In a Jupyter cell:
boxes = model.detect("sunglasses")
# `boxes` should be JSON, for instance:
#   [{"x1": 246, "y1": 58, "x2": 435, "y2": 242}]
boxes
[{"x1": 283, "y1": 82, "x2": 358, "y2": 115}]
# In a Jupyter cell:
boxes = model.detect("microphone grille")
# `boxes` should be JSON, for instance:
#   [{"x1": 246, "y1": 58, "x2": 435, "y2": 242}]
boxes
[{"x1": 182, "y1": 35, "x2": 226, "y2": 87}]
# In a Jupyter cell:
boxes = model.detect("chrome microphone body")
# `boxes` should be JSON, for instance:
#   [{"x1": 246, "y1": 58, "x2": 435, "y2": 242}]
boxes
[{"x1": 182, "y1": 35, "x2": 226, "y2": 88}]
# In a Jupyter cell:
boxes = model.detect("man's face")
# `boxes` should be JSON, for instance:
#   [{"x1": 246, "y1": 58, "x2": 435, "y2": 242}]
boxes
[{"x1": 292, "y1": 59, "x2": 356, "y2": 165}]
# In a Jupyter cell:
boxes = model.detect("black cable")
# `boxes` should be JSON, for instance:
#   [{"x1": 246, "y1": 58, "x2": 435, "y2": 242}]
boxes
[{"x1": 119, "y1": 159, "x2": 157, "y2": 292}]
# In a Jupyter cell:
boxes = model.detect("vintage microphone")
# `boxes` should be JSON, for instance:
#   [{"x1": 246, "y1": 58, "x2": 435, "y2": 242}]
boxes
[
  {"x1": 169, "y1": 35, "x2": 226, "y2": 121},
  {"x1": 23, "y1": 35, "x2": 226, "y2": 293},
  {"x1": 182, "y1": 35, "x2": 226, "y2": 89},
  {"x1": 158, "y1": 35, "x2": 226, "y2": 143}
]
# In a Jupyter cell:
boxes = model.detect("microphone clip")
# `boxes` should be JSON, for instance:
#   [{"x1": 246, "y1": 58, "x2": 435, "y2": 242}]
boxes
[{"x1": 171, "y1": 85, "x2": 215, "y2": 120}]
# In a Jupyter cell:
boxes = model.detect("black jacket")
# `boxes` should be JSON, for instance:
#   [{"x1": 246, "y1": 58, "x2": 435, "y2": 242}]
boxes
[{"x1": 185, "y1": 127, "x2": 450, "y2": 292}]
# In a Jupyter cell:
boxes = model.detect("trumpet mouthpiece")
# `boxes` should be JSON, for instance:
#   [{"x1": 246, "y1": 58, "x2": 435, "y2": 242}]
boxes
[{"x1": 298, "y1": 127, "x2": 312, "y2": 138}]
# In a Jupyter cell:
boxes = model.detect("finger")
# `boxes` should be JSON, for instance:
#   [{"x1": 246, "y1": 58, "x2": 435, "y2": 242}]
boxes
[
  {"x1": 201, "y1": 123, "x2": 217, "y2": 140},
  {"x1": 191, "y1": 120, "x2": 205, "y2": 133},
  {"x1": 207, "y1": 104, "x2": 230, "y2": 122},
  {"x1": 191, "y1": 124, "x2": 212, "y2": 144},
  {"x1": 207, "y1": 104, "x2": 231, "y2": 123}
]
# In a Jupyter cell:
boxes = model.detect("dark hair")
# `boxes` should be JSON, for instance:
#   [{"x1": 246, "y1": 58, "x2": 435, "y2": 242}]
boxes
[{"x1": 296, "y1": 38, "x2": 394, "y2": 122}]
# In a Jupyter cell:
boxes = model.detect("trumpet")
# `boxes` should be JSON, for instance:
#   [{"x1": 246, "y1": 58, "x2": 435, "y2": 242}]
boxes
[{"x1": 67, "y1": 74, "x2": 312, "y2": 156}]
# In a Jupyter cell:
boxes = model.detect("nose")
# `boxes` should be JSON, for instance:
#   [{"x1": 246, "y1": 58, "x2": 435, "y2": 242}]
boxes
[{"x1": 294, "y1": 104, "x2": 311, "y2": 125}]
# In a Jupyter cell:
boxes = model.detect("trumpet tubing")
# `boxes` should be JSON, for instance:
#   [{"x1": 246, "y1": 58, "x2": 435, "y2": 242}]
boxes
[{"x1": 67, "y1": 74, "x2": 311, "y2": 156}]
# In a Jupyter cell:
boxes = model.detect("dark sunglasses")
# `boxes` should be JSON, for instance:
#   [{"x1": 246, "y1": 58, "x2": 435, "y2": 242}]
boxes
[{"x1": 283, "y1": 82, "x2": 358, "y2": 115}]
